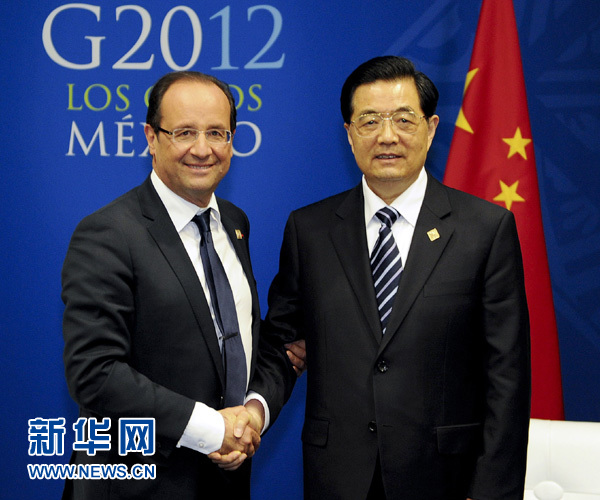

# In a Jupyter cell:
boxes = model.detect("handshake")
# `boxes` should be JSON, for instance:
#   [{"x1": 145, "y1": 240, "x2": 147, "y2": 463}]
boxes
[
  {"x1": 208, "y1": 339, "x2": 306, "y2": 471},
  {"x1": 209, "y1": 400, "x2": 265, "y2": 471}
]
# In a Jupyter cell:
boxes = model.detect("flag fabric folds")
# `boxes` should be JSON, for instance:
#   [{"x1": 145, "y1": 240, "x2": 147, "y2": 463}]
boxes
[{"x1": 443, "y1": 0, "x2": 564, "y2": 419}]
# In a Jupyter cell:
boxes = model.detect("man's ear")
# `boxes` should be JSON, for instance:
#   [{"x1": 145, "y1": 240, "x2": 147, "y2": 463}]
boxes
[
  {"x1": 344, "y1": 123, "x2": 356, "y2": 155},
  {"x1": 144, "y1": 123, "x2": 157, "y2": 157},
  {"x1": 426, "y1": 115, "x2": 439, "y2": 150}
]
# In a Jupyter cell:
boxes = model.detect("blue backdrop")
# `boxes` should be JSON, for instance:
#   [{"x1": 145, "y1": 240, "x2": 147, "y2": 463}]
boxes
[{"x1": 2, "y1": 1, "x2": 599, "y2": 498}]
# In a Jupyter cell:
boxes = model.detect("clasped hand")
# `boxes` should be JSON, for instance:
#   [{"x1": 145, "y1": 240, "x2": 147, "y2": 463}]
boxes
[{"x1": 208, "y1": 401, "x2": 264, "y2": 471}]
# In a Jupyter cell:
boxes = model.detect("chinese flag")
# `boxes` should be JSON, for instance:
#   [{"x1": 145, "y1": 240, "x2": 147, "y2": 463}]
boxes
[{"x1": 443, "y1": 0, "x2": 564, "y2": 419}]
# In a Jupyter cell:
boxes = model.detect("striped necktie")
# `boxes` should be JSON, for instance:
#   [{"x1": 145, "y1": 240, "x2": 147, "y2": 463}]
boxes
[{"x1": 370, "y1": 207, "x2": 403, "y2": 334}]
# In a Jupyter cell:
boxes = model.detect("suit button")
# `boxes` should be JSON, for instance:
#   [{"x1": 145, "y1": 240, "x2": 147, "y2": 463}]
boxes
[
  {"x1": 377, "y1": 360, "x2": 388, "y2": 373},
  {"x1": 368, "y1": 421, "x2": 377, "y2": 433}
]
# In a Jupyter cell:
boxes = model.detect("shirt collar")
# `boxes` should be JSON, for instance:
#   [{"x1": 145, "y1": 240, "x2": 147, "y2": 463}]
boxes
[
  {"x1": 362, "y1": 167, "x2": 427, "y2": 228},
  {"x1": 150, "y1": 169, "x2": 221, "y2": 232}
]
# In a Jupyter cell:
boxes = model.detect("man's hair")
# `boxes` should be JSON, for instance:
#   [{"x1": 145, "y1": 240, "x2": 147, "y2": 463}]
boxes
[
  {"x1": 340, "y1": 56, "x2": 439, "y2": 124},
  {"x1": 146, "y1": 71, "x2": 237, "y2": 132}
]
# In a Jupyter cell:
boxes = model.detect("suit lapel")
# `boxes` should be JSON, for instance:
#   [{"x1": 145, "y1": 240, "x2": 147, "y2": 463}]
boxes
[
  {"x1": 381, "y1": 174, "x2": 455, "y2": 351},
  {"x1": 137, "y1": 177, "x2": 225, "y2": 383},
  {"x1": 330, "y1": 185, "x2": 383, "y2": 342},
  {"x1": 219, "y1": 206, "x2": 253, "y2": 289},
  {"x1": 218, "y1": 201, "x2": 261, "y2": 374}
]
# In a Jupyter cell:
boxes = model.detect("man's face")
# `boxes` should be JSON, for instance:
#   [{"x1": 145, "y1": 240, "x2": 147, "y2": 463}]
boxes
[
  {"x1": 345, "y1": 78, "x2": 438, "y2": 203},
  {"x1": 144, "y1": 80, "x2": 234, "y2": 208}
]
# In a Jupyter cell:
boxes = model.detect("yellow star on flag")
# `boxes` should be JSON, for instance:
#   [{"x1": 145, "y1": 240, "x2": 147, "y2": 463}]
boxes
[
  {"x1": 502, "y1": 127, "x2": 532, "y2": 159},
  {"x1": 493, "y1": 180, "x2": 525, "y2": 210},
  {"x1": 455, "y1": 68, "x2": 479, "y2": 134}
]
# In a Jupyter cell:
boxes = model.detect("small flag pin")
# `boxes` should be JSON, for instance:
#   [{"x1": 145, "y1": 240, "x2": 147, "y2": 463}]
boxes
[{"x1": 235, "y1": 229, "x2": 244, "y2": 240}]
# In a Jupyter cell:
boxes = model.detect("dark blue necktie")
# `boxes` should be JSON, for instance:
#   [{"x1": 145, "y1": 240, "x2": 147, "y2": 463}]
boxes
[
  {"x1": 370, "y1": 207, "x2": 403, "y2": 334},
  {"x1": 193, "y1": 209, "x2": 247, "y2": 407}
]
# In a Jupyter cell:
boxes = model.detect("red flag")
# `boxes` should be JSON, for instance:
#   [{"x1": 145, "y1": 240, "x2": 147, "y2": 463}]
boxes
[{"x1": 443, "y1": 0, "x2": 564, "y2": 419}]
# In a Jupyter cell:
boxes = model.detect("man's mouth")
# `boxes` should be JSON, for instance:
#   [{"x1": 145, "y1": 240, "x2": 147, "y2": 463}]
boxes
[
  {"x1": 375, "y1": 154, "x2": 401, "y2": 159},
  {"x1": 186, "y1": 164, "x2": 212, "y2": 170}
]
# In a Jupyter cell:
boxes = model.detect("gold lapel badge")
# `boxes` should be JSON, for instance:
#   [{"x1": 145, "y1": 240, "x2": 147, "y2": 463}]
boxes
[
  {"x1": 235, "y1": 229, "x2": 244, "y2": 240},
  {"x1": 427, "y1": 228, "x2": 440, "y2": 242}
]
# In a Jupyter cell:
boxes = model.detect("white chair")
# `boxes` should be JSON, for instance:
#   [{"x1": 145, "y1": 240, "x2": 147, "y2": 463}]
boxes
[{"x1": 525, "y1": 418, "x2": 600, "y2": 499}]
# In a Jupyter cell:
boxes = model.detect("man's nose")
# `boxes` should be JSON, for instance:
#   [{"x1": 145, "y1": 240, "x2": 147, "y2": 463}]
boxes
[
  {"x1": 377, "y1": 118, "x2": 400, "y2": 143},
  {"x1": 189, "y1": 133, "x2": 212, "y2": 156}
]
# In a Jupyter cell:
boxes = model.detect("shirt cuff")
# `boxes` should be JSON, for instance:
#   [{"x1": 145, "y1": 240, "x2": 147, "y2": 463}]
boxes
[
  {"x1": 177, "y1": 402, "x2": 224, "y2": 454},
  {"x1": 245, "y1": 391, "x2": 271, "y2": 434}
]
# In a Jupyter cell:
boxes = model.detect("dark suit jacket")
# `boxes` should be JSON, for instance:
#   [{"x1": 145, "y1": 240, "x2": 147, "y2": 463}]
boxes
[
  {"x1": 61, "y1": 176, "x2": 264, "y2": 499},
  {"x1": 256, "y1": 173, "x2": 531, "y2": 500}
]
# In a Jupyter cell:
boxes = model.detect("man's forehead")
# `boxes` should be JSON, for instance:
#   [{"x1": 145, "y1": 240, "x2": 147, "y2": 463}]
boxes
[
  {"x1": 160, "y1": 80, "x2": 230, "y2": 122},
  {"x1": 354, "y1": 77, "x2": 416, "y2": 95},
  {"x1": 352, "y1": 78, "x2": 419, "y2": 111}
]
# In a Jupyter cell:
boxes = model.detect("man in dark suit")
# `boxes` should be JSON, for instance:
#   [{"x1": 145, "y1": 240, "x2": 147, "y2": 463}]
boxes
[
  {"x1": 256, "y1": 56, "x2": 531, "y2": 499},
  {"x1": 61, "y1": 71, "x2": 275, "y2": 499}
]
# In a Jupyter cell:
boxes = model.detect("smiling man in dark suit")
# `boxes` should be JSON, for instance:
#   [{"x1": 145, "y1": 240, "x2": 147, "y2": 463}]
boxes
[
  {"x1": 61, "y1": 71, "x2": 276, "y2": 499},
  {"x1": 256, "y1": 56, "x2": 531, "y2": 499}
]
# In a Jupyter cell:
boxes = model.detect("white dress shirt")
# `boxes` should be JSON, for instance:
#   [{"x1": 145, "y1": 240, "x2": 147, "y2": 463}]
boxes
[{"x1": 362, "y1": 167, "x2": 427, "y2": 265}]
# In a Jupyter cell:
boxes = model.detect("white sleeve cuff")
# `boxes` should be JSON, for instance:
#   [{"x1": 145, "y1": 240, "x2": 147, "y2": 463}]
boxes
[
  {"x1": 245, "y1": 391, "x2": 271, "y2": 434},
  {"x1": 177, "y1": 402, "x2": 224, "y2": 454}
]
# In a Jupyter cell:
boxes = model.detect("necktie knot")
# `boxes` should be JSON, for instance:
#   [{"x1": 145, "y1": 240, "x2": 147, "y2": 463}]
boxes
[
  {"x1": 194, "y1": 209, "x2": 212, "y2": 235},
  {"x1": 375, "y1": 206, "x2": 400, "y2": 229}
]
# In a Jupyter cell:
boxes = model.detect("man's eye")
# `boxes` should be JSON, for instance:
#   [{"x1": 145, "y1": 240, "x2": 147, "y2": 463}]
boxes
[{"x1": 360, "y1": 117, "x2": 380, "y2": 127}]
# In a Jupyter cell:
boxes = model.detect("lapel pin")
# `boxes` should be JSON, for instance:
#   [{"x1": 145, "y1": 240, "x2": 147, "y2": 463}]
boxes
[
  {"x1": 235, "y1": 229, "x2": 244, "y2": 240},
  {"x1": 427, "y1": 228, "x2": 440, "y2": 241}
]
